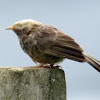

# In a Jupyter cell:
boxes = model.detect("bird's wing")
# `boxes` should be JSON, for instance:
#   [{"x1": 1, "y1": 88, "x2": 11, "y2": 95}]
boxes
[{"x1": 36, "y1": 25, "x2": 86, "y2": 62}]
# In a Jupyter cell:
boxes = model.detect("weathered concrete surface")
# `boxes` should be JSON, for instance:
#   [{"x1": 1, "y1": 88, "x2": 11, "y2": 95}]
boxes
[{"x1": 0, "y1": 67, "x2": 66, "y2": 100}]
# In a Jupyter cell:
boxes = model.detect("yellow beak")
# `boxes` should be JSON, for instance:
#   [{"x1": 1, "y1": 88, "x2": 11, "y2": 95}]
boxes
[{"x1": 6, "y1": 26, "x2": 14, "y2": 30}]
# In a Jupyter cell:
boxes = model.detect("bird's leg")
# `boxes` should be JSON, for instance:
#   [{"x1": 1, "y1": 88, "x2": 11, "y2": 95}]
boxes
[
  {"x1": 36, "y1": 63, "x2": 50, "y2": 68},
  {"x1": 36, "y1": 63, "x2": 44, "y2": 67},
  {"x1": 25, "y1": 64, "x2": 61, "y2": 69}
]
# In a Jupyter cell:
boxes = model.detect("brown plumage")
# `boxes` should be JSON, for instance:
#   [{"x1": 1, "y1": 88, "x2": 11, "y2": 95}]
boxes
[{"x1": 6, "y1": 19, "x2": 100, "y2": 72}]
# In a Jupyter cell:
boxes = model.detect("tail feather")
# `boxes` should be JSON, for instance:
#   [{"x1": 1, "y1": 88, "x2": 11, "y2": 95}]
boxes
[{"x1": 84, "y1": 53, "x2": 100, "y2": 72}]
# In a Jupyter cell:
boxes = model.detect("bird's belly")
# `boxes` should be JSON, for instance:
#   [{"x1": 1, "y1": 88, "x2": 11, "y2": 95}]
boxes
[
  {"x1": 22, "y1": 44, "x2": 63, "y2": 64},
  {"x1": 20, "y1": 39, "x2": 64, "y2": 64},
  {"x1": 30, "y1": 53, "x2": 64, "y2": 64}
]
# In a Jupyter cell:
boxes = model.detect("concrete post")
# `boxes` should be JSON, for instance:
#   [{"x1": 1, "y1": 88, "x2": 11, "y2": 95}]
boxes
[{"x1": 0, "y1": 67, "x2": 66, "y2": 100}]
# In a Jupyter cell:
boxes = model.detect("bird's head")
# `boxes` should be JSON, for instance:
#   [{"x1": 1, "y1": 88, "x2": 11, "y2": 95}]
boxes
[{"x1": 6, "y1": 19, "x2": 41, "y2": 36}]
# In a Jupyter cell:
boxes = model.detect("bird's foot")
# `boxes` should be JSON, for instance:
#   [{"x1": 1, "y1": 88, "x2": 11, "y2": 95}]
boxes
[
  {"x1": 50, "y1": 64, "x2": 62, "y2": 69},
  {"x1": 37, "y1": 64, "x2": 51, "y2": 68},
  {"x1": 25, "y1": 66, "x2": 38, "y2": 69},
  {"x1": 25, "y1": 64, "x2": 44, "y2": 69},
  {"x1": 36, "y1": 64, "x2": 62, "y2": 68},
  {"x1": 25, "y1": 64, "x2": 62, "y2": 69}
]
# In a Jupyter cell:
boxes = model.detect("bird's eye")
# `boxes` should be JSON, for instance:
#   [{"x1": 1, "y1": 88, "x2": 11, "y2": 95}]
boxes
[{"x1": 19, "y1": 24, "x2": 23, "y2": 28}]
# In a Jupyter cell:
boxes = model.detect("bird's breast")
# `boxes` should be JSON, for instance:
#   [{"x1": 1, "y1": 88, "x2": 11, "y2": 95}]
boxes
[{"x1": 19, "y1": 36, "x2": 37, "y2": 54}]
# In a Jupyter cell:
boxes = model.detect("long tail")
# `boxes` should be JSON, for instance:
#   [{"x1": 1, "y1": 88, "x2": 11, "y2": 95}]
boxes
[{"x1": 84, "y1": 53, "x2": 100, "y2": 72}]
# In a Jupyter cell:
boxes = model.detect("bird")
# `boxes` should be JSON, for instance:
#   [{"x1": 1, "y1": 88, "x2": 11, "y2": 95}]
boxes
[{"x1": 6, "y1": 19, "x2": 100, "y2": 72}]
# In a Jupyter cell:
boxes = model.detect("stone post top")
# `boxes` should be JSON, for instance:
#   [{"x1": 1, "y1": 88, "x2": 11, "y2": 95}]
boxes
[
  {"x1": 0, "y1": 66, "x2": 64, "y2": 71},
  {"x1": 0, "y1": 66, "x2": 66, "y2": 100}
]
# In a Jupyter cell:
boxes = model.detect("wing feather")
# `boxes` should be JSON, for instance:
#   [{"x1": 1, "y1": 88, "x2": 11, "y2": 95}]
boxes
[{"x1": 36, "y1": 25, "x2": 86, "y2": 62}]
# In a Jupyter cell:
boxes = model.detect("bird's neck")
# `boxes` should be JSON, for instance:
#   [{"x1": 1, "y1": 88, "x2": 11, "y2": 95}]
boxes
[{"x1": 13, "y1": 29, "x2": 27, "y2": 38}]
